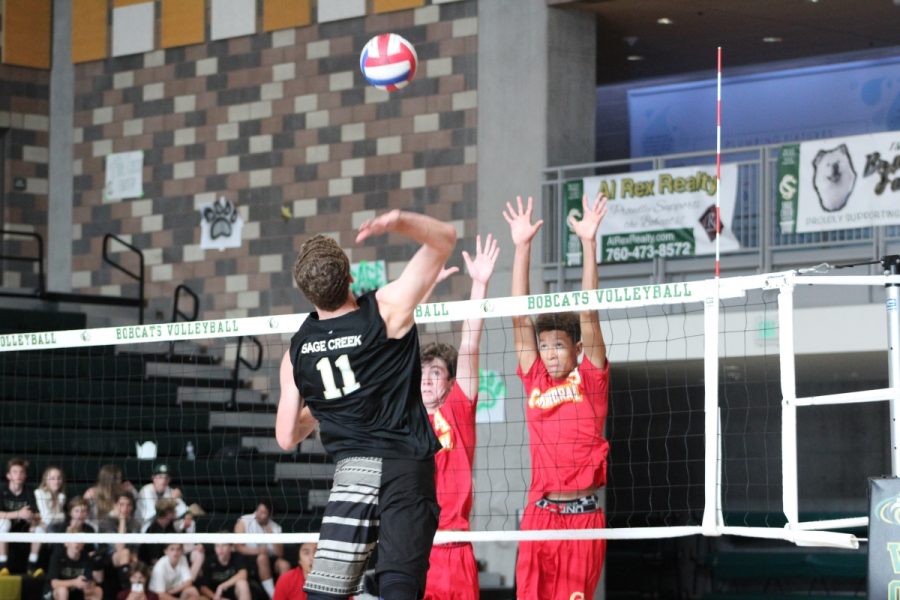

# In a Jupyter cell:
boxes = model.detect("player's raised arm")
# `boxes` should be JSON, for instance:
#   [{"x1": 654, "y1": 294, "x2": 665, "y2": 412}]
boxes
[
  {"x1": 362, "y1": 209, "x2": 456, "y2": 338},
  {"x1": 568, "y1": 192, "x2": 609, "y2": 369},
  {"x1": 503, "y1": 196, "x2": 542, "y2": 372},
  {"x1": 275, "y1": 351, "x2": 318, "y2": 450},
  {"x1": 456, "y1": 234, "x2": 500, "y2": 401}
]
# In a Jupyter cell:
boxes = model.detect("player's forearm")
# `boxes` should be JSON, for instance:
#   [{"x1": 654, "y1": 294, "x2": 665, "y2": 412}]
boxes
[
  {"x1": 511, "y1": 243, "x2": 531, "y2": 298},
  {"x1": 581, "y1": 238, "x2": 598, "y2": 292},
  {"x1": 392, "y1": 211, "x2": 456, "y2": 258}
]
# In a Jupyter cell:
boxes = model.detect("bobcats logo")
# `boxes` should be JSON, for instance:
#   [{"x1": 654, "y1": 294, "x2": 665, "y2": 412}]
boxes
[
  {"x1": 528, "y1": 369, "x2": 584, "y2": 410},
  {"x1": 432, "y1": 409, "x2": 453, "y2": 451}
]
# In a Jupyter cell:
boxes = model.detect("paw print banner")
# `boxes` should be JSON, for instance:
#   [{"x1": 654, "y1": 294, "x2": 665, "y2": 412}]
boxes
[
  {"x1": 199, "y1": 196, "x2": 244, "y2": 250},
  {"x1": 777, "y1": 130, "x2": 900, "y2": 234}
]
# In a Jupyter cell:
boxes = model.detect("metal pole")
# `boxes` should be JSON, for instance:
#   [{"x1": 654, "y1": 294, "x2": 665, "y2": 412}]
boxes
[{"x1": 884, "y1": 255, "x2": 900, "y2": 475}]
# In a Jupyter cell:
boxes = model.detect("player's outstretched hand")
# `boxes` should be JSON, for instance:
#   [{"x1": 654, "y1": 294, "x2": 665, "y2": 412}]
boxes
[
  {"x1": 568, "y1": 192, "x2": 608, "y2": 242},
  {"x1": 436, "y1": 265, "x2": 460, "y2": 284},
  {"x1": 502, "y1": 196, "x2": 543, "y2": 247},
  {"x1": 463, "y1": 233, "x2": 499, "y2": 286},
  {"x1": 356, "y1": 209, "x2": 401, "y2": 243}
]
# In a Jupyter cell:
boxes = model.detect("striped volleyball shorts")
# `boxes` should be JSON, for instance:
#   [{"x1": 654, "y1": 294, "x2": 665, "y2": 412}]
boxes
[{"x1": 303, "y1": 455, "x2": 439, "y2": 598}]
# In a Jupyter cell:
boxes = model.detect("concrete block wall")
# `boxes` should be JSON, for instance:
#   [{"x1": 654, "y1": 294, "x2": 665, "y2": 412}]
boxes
[{"x1": 69, "y1": 0, "x2": 477, "y2": 320}]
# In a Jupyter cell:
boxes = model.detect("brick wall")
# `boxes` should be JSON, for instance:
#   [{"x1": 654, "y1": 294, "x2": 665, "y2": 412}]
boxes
[
  {"x1": 0, "y1": 54, "x2": 51, "y2": 291},
  {"x1": 71, "y1": 0, "x2": 477, "y2": 321}
]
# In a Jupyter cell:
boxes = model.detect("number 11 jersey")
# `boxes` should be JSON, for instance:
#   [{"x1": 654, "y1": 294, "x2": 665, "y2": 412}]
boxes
[{"x1": 289, "y1": 291, "x2": 441, "y2": 461}]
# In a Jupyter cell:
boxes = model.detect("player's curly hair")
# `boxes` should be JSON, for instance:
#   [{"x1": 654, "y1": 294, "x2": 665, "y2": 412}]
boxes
[
  {"x1": 420, "y1": 342, "x2": 458, "y2": 379},
  {"x1": 534, "y1": 312, "x2": 581, "y2": 344},
  {"x1": 293, "y1": 235, "x2": 351, "y2": 311}
]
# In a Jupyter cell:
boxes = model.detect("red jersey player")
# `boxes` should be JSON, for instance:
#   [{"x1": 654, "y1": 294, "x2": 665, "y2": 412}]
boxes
[
  {"x1": 419, "y1": 234, "x2": 499, "y2": 600},
  {"x1": 503, "y1": 194, "x2": 610, "y2": 600}
]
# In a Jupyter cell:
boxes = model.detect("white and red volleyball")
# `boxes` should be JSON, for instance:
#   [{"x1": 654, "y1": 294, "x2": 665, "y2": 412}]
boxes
[{"x1": 359, "y1": 33, "x2": 418, "y2": 91}]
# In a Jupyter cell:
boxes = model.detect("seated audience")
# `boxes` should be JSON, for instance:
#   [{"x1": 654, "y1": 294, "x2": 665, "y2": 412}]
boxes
[
  {"x1": 149, "y1": 544, "x2": 199, "y2": 600},
  {"x1": 117, "y1": 562, "x2": 159, "y2": 600},
  {"x1": 47, "y1": 538, "x2": 104, "y2": 600},
  {"x1": 83, "y1": 465, "x2": 135, "y2": 530},
  {"x1": 136, "y1": 465, "x2": 191, "y2": 532},
  {"x1": 198, "y1": 540, "x2": 250, "y2": 600},
  {"x1": 33, "y1": 465, "x2": 67, "y2": 574},
  {"x1": 0, "y1": 457, "x2": 37, "y2": 575},
  {"x1": 234, "y1": 501, "x2": 290, "y2": 599},
  {"x1": 100, "y1": 493, "x2": 142, "y2": 569}
]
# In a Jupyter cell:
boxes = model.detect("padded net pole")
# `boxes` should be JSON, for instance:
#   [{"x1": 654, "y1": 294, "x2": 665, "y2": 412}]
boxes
[
  {"x1": 885, "y1": 256, "x2": 900, "y2": 475},
  {"x1": 778, "y1": 281, "x2": 799, "y2": 527}
]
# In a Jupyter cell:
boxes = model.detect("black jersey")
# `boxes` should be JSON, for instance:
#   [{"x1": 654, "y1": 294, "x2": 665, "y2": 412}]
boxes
[{"x1": 289, "y1": 291, "x2": 440, "y2": 461}]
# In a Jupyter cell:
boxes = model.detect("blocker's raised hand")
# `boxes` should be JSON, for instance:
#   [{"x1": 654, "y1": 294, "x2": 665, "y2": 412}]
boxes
[{"x1": 568, "y1": 192, "x2": 608, "y2": 242}]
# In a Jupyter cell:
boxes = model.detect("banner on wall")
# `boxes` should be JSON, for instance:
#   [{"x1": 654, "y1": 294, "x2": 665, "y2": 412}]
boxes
[
  {"x1": 199, "y1": 196, "x2": 243, "y2": 251},
  {"x1": 776, "y1": 130, "x2": 900, "y2": 234},
  {"x1": 573, "y1": 164, "x2": 739, "y2": 264},
  {"x1": 104, "y1": 151, "x2": 143, "y2": 202}
]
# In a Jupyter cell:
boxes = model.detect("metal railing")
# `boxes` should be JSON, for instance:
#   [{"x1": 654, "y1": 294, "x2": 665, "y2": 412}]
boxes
[
  {"x1": 541, "y1": 143, "x2": 897, "y2": 288},
  {"x1": 0, "y1": 230, "x2": 147, "y2": 324}
]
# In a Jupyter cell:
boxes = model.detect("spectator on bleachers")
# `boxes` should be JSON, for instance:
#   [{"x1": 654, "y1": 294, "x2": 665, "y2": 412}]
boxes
[
  {"x1": 47, "y1": 536, "x2": 104, "y2": 600},
  {"x1": 49, "y1": 497, "x2": 95, "y2": 534},
  {"x1": 0, "y1": 457, "x2": 38, "y2": 575},
  {"x1": 138, "y1": 499, "x2": 178, "y2": 565},
  {"x1": 100, "y1": 493, "x2": 142, "y2": 569},
  {"x1": 139, "y1": 500, "x2": 204, "y2": 579},
  {"x1": 272, "y1": 543, "x2": 315, "y2": 600},
  {"x1": 198, "y1": 539, "x2": 250, "y2": 600},
  {"x1": 136, "y1": 465, "x2": 189, "y2": 530},
  {"x1": 116, "y1": 561, "x2": 158, "y2": 600},
  {"x1": 149, "y1": 544, "x2": 199, "y2": 600},
  {"x1": 34, "y1": 466, "x2": 68, "y2": 571},
  {"x1": 234, "y1": 501, "x2": 290, "y2": 599},
  {"x1": 83, "y1": 465, "x2": 135, "y2": 530}
]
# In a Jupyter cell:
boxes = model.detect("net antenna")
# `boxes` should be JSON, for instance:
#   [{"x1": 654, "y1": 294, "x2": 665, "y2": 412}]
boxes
[{"x1": 701, "y1": 46, "x2": 725, "y2": 538}]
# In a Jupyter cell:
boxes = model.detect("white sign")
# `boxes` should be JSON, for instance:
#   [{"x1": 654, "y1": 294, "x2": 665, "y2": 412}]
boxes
[
  {"x1": 777, "y1": 130, "x2": 900, "y2": 233},
  {"x1": 104, "y1": 151, "x2": 143, "y2": 202},
  {"x1": 199, "y1": 197, "x2": 243, "y2": 250},
  {"x1": 582, "y1": 164, "x2": 740, "y2": 263}
]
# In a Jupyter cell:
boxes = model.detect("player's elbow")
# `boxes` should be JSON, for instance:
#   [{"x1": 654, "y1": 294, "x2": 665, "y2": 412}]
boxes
[
  {"x1": 274, "y1": 426, "x2": 295, "y2": 451},
  {"x1": 434, "y1": 223, "x2": 457, "y2": 259}
]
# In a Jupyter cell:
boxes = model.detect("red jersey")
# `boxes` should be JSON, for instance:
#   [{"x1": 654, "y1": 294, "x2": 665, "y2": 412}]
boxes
[
  {"x1": 428, "y1": 381, "x2": 477, "y2": 530},
  {"x1": 273, "y1": 567, "x2": 307, "y2": 600},
  {"x1": 517, "y1": 356, "x2": 610, "y2": 503}
]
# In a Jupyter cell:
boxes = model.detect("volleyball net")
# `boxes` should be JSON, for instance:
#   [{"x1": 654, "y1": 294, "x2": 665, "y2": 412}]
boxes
[{"x1": 0, "y1": 269, "x2": 894, "y2": 549}]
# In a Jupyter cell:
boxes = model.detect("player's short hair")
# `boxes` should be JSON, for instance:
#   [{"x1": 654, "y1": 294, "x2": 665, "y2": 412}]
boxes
[
  {"x1": 535, "y1": 312, "x2": 581, "y2": 345},
  {"x1": 420, "y1": 342, "x2": 458, "y2": 379},
  {"x1": 293, "y1": 235, "x2": 350, "y2": 311},
  {"x1": 6, "y1": 457, "x2": 28, "y2": 473}
]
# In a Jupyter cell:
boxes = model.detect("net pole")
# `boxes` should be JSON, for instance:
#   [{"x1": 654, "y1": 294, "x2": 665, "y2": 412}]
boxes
[
  {"x1": 885, "y1": 256, "x2": 900, "y2": 474},
  {"x1": 778, "y1": 282, "x2": 800, "y2": 527},
  {"x1": 702, "y1": 291, "x2": 722, "y2": 536}
]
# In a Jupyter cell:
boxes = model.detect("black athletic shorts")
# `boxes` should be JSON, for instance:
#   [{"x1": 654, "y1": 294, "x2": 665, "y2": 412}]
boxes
[{"x1": 303, "y1": 456, "x2": 439, "y2": 598}]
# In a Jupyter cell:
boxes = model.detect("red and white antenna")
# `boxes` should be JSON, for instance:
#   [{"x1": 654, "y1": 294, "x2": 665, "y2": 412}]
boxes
[{"x1": 715, "y1": 46, "x2": 722, "y2": 279}]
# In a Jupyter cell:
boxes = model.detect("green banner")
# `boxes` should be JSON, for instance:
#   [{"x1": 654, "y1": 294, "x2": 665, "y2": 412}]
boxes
[
  {"x1": 776, "y1": 144, "x2": 801, "y2": 234},
  {"x1": 600, "y1": 229, "x2": 695, "y2": 263},
  {"x1": 563, "y1": 179, "x2": 584, "y2": 266}
]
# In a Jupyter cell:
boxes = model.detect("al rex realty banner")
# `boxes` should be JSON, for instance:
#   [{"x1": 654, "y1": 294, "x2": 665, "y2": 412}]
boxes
[
  {"x1": 777, "y1": 130, "x2": 900, "y2": 233},
  {"x1": 574, "y1": 164, "x2": 739, "y2": 264}
]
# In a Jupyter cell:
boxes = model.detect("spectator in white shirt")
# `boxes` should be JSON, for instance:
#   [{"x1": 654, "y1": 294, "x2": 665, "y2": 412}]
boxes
[{"x1": 149, "y1": 544, "x2": 199, "y2": 600}]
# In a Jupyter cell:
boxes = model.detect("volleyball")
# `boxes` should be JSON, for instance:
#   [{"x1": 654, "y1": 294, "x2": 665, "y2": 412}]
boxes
[{"x1": 359, "y1": 33, "x2": 418, "y2": 91}]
